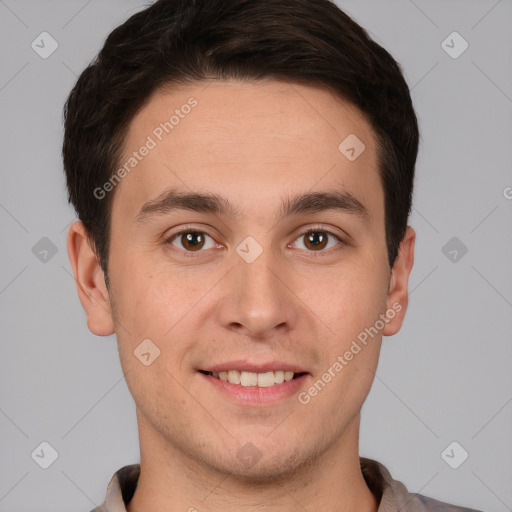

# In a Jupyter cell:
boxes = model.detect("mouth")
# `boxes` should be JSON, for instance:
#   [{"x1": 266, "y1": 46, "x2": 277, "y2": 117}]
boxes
[
  {"x1": 197, "y1": 362, "x2": 311, "y2": 404},
  {"x1": 198, "y1": 369, "x2": 308, "y2": 387}
]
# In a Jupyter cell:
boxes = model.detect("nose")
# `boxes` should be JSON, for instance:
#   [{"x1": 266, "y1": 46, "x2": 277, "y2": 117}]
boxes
[{"x1": 216, "y1": 243, "x2": 299, "y2": 338}]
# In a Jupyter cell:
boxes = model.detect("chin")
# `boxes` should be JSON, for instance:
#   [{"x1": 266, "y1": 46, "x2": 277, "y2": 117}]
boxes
[
  {"x1": 191, "y1": 435, "x2": 320, "y2": 484},
  {"x1": 215, "y1": 453, "x2": 310, "y2": 484}
]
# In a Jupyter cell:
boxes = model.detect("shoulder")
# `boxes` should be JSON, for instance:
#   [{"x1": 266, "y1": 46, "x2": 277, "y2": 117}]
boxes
[
  {"x1": 360, "y1": 457, "x2": 483, "y2": 512},
  {"x1": 409, "y1": 493, "x2": 483, "y2": 512},
  {"x1": 87, "y1": 463, "x2": 141, "y2": 512}
]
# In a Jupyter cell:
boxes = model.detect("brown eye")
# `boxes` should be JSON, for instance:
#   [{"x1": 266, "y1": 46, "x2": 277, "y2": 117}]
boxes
[
  {"x1": 303, "y1": 231, "x2": 328, "y2": 251},
  {"x1": 180, "y1": 232, "x2": 205, "y2": 251},
  {"x1": 167, "y1": 230, "x2": 215, "y2": 253},
  {"x1": 293, "y1": 228, "x2": 343, "y2": 253}
]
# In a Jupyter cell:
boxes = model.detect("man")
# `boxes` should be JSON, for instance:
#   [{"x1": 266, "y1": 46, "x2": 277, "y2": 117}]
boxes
[{"x1": 63, "y1": 0, "x2": 482, "y2": 510}]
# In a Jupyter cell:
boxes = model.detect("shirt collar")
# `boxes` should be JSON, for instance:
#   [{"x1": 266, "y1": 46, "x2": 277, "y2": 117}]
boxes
[{"x1": 91, "y1": 457, "x2": 427, "y2": 512}]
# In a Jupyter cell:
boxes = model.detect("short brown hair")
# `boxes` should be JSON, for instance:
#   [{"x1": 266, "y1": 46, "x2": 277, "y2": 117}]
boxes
[{"x1": 62, "y1": 0, "x2": 419, "y2": 276}]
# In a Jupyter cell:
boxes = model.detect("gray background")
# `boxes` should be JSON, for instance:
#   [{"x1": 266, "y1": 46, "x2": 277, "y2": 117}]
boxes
[{"x1": 0, "y1": 0, "x2": 511, "y2": 510}]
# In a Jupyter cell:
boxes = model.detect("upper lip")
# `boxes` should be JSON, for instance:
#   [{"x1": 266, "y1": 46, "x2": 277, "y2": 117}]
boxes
[{"x1": 200, "y1": 360, "x2": 309, "y2": 374}]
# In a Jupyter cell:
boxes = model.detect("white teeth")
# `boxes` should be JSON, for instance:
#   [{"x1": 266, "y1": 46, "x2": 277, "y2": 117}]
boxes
[
  {"x1": 274, "y1": 370, "x2": 285, "y2": 384},
  {"x1": 227, "y1": 370, "x2": 241, "y2": 384},
  {"x1": 241, "y1": 371, "x2": 258, "y2": 386},
  {"x1": 209, "y1": 370, "x2": 300, "y2": 386},
  {"x1": 257, "y1": 371, "x2": 275, "y2": 387}
]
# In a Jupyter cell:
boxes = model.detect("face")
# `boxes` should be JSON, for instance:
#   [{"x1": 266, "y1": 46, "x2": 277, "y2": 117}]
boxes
[{"x1": 70, "y1": 79, "x2": 414, "y2": 480}]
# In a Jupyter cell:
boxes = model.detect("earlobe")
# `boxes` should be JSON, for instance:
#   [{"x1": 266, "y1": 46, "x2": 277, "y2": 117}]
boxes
[
  {"x1": 382, "y1": 226, "x2": 415, "y2": 337},
  {"x1": 67, "y1": 220, "x2": 115, "y2": 336}
]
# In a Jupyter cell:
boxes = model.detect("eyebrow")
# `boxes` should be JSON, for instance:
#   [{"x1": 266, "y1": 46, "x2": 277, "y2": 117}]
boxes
[{"x1": 135, "y1": 188, "x2": 369, "y2": 224}]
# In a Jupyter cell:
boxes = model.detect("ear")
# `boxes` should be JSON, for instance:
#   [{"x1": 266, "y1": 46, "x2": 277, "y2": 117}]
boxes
[
  {"x1": 67, "y1": 220, "x2": 115, "y2": 336},
  {"x1": 382, "y1": 225, "x2": 415, "y2": 336}
]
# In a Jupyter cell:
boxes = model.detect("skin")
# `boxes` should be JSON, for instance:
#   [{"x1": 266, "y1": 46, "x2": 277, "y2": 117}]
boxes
[{"x1": 67, "y1": 79, "x2": 415, "y2": 511}]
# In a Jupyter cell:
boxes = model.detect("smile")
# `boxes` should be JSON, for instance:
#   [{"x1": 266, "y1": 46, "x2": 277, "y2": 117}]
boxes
[{"x1": 199, "y1": 369, "x2": 306, "y2": 387}]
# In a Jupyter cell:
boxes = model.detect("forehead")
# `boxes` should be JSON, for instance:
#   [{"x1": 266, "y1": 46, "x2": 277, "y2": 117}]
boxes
[{"x1": 113, "y1": 79, "x2": 383, "y2": 226}]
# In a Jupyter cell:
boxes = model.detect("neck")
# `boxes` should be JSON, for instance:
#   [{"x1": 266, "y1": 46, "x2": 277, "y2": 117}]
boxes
[{"x1": 127, "y1": 412, "x2": 378, "y2": 512}]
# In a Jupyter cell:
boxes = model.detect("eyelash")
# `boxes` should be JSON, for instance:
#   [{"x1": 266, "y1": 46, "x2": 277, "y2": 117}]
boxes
[{"x1": 163, "y1": 224, "x2": 345, "y2": 258}]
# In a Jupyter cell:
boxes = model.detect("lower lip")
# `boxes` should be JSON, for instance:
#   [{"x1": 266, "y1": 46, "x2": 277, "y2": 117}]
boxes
[{"x1": 199, "y1": 372, "x2": 309, "y2": 405}]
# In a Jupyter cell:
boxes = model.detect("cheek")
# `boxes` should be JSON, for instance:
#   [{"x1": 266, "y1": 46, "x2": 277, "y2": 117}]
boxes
[
  {"x1": 109, "y1": 250, "x2": 172, "y2": 328},
  {"x1": 300, "y1": 261, "x2": 388, "y2": 343},
  {"x1": 111, "y1": 259, "x2": 204, "y2": 375}
]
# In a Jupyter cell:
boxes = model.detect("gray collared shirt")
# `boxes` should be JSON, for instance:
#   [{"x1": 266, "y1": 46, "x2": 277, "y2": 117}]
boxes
[{"x1": 90, "y1": 457, "x2": 482, "y2": 512}]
